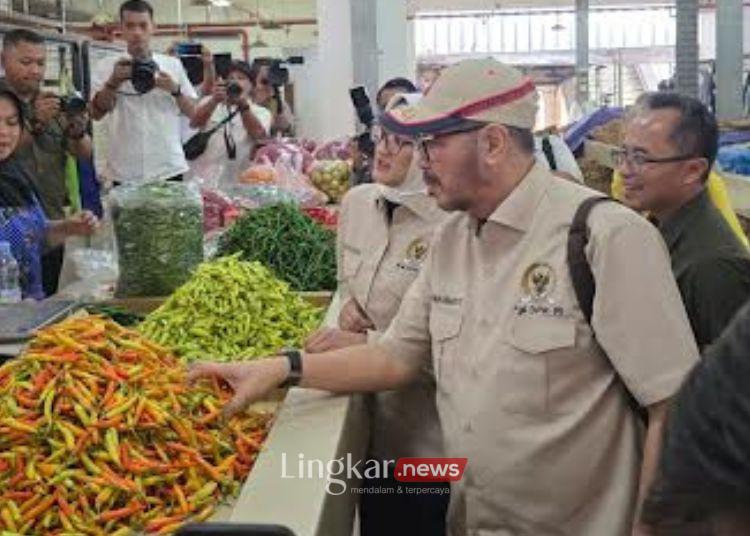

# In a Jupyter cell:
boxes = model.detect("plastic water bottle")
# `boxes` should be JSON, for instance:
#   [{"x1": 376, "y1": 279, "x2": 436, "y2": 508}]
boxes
[{"x1": 0, "y1": 241, "x2": 22, "y2": 304}]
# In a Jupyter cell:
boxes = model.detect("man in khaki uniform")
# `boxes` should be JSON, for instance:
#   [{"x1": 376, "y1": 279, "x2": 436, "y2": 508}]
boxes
[
  {"x1": 305, "y1": 94, "x2": 448, "y2": 534},
  {"x1": 190, "y1": 60, "x2": 700, "y2": 536}
]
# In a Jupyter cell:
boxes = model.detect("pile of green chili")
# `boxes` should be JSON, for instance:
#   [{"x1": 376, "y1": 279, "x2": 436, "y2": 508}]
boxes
[
  {"x1": 139, "y1": 255, "x2": 323, "y2": 362},
  {"x1": 216, "y1": 203, "x2": 336, "y2": 291}
]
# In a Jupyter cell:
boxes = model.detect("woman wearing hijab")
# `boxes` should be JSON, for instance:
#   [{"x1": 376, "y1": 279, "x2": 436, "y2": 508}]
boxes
[
  {"x1": 0, "y1": 90, "x2": 97, "y2": 300},
  {"x1": 305, "y1": 93, "x2": 448, "y2": 535}
]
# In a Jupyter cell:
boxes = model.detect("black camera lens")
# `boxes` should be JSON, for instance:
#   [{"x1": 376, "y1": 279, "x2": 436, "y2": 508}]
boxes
[
  {"x1": 131, "y1": 59, "x2": 157, "y2": 94},
  {"x1": 226, "y1": 81, "x2": 242, "y2": 98},
  {"x1": 60, "y1": 95, "x2": 87, "y2": 114}
]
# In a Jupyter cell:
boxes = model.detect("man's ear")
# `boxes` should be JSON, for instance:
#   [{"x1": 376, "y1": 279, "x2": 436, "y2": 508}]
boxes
[
  {"x1": 683, "y1": 158, "x2": 710, "y2": 187},
  {"x1": 479, "y1": 124, "x2": 510, "y2": 167}
]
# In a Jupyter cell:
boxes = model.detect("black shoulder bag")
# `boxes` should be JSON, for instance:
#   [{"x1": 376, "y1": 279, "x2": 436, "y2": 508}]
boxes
[{"x1": 183, "y1": 107, "x2": 240, "y2": 161}]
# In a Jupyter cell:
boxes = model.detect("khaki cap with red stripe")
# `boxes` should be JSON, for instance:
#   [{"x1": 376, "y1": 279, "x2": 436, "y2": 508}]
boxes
[{"x1": 380, "y1": 58, "x2": 538, "y2": 137}]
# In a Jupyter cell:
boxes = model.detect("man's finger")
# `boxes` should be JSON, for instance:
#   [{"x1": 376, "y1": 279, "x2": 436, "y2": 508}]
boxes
[
  {"x1": 303, "y1": 332, "x2": 323, "y2": 352},
  {"x1": 222, "y1": 384, "x2": 259, "y2": 418},
  {"x1": 187, "y1": 362, "x2": 227, "y2": 384}
]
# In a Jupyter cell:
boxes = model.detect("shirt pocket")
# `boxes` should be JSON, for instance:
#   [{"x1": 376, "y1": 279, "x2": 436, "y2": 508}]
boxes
[
  {"x1": 429, "y1": 304, "x2": 463, "y2": 384},
  {"x1": 504, "y1": 315, "x2": 577, "y2": 417}
]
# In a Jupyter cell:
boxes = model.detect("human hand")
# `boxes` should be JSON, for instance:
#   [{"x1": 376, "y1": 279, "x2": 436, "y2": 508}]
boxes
[
  {"x1": 338, "y1": 299, "x2": 375, "y2": 333},
  {"x1": 155, "y1": 71, "x2": 179, "y2": 95},
  {"x1": 108, "y1": 58, "x2": 133, "y2": 87},
  {"x1": 211, "y1": 79, "x2": 228, "y2": 104},
  {"x1": 64, "y1": 113, "x2": 89, "y2": 140},
  {"x1": 187, "y1": 358, "x2": 288, "y2": 417},
  {"x1": 32, "y1": 93, "x2": 61, "y2": 127},
  {"x1": 304, "y1": 327, "x2": 367, "y2": 353},
  {"x1": 63, "y1": 211, "x2": 99, "y2": 236}
]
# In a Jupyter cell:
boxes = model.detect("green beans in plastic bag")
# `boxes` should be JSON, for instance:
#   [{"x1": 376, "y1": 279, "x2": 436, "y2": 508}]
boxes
[{"x1": 112, "y1": 181, "x2": 204, "y2": 297}]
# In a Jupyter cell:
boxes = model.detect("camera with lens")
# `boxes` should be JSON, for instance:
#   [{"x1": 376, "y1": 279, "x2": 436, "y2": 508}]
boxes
[
  {"x1": 226, "y1": 81, "x2": 243, "y2": 99},
  {"x1": 349, "y1": 86, "x2": 375, "y2": 159},
  {"x1": 59, "y1": 93, "x2": 87, "y2": 115},
  {"x1": 131, "y1": 58, "x2": 158, "y2": 94}
]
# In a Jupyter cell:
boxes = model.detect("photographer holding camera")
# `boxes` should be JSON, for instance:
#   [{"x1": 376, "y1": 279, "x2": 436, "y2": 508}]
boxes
[
  {"x1": 251, "y1": 59, "x2": 295, "y2": 137},
  {"x1": 90, "y1": 0, "x2": 197, "y2": 184},
  {"x1": 0, "y1": 29, "x2": 93, "y2": 294},
  {"x1": 187, "y1": 60, "x2": 271, "y2": 188}
]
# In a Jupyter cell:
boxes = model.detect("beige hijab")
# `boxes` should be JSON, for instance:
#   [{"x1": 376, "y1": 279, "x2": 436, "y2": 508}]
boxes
[{"x1": 376, "y1": 93, "x2": 433, "y2": 216}]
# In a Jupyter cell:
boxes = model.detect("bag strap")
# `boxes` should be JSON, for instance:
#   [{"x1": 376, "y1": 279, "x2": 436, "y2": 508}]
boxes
[
  {"x1": 204, "y1": 106, "x2": 241, "y2": 137},
  {"x1": 567, "y1": 196, "x2": 647, "y2": 420},
  {"x1": 541, "y1": 135, "x2": 558, "y2": 171},
  {"x1": 567, "y1": 196, "x2": 612, "y2": 324}
]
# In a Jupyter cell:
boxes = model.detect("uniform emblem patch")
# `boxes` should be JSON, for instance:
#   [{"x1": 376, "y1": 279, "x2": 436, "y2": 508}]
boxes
[
  {"x1": 515, "y1": 262, "x2": 564, "y2": 317},
  {"x1": 397, "y1": 238, "x2": 429, "y2": 273},
  {"x1": 522, "y1": 262, "x2": 555, "y2": 300},
  {"x1": 407, "y1": 238, "x2": 429, "y2": 263}
]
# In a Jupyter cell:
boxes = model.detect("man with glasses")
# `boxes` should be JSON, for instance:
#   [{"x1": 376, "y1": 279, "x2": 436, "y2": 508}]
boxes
[
  {"x1": 189, "y1": 60, "x2": 700, "y2": 536},
  {"x1": 616, "y1": 92, "x2": 750, "y2": 349}
]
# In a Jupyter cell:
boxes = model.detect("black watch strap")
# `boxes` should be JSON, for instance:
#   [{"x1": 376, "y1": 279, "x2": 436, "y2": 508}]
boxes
[{"x1": 281, "y1": 350, "x2": 303, "y2": 387}]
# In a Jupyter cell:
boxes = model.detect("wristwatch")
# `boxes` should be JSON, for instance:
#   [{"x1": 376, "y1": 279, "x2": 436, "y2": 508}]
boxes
[
  {"x1": 171, "y1": 85, "x2": 182, "y2": 98},
  {"x1": 281, "y1": 349, "x2": 303, "y2": 387}
]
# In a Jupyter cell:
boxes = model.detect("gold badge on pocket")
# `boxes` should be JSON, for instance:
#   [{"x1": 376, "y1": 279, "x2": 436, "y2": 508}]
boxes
[
  {"x1": 514, "y1": 262, "x2": 564, "y2": 317},
  {"x1": 398, "y1": 238, "x2": 429, "y2": 273}
]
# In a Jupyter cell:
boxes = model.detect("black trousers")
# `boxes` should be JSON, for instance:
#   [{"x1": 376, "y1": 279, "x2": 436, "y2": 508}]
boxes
[{"x1": 359, "y1": 471, "x2": 449, "y2": 536}]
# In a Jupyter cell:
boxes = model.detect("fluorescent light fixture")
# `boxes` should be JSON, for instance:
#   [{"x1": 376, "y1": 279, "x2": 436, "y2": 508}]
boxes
[{"x1": 211, "y1": 0, "x2": 231, "y2": 6}]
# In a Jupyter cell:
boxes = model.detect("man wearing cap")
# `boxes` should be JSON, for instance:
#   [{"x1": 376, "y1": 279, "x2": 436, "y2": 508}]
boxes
[{"x1": 189, "y1": 59, "x2": 699, "y2": 536}]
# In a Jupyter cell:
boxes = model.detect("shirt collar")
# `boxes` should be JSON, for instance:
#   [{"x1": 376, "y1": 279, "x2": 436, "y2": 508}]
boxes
[
  {"x1": 483, "y1": 160, "x2": 551, "y2": 232},
  {"x1": 375, "y1": 192, "x2": 437, "y2": 222},
  {"x1": 658, "y1": 189, "x2": 710, "y2": 251}
]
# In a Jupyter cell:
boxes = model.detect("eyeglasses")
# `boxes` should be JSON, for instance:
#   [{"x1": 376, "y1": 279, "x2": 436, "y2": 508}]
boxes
[
  {"x1": 611, "y1": 147, "x2": 699, "y2": 170},
  {"x1": 416, "y1": 124, "x2": 485, "y2": 163},
  {"x1": 371, "y1": 125, "x2": 413, "y2": 154}
]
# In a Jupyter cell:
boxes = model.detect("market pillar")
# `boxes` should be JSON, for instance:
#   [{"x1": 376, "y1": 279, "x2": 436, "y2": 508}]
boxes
[
  {"x1": 675, "y1": 0, "x2": 699, "y2": 98},
  {"x1": 351, "y1": 0, "x2": 379, "y2": 97},
  {"x1": 715, "y1": 0, "x2": 744, "y2": 120},
  {"x1": 311, "y1": 0, "x2": 356, "y2": 139},
  {"x1": 575, "y1": 0, "x2": 590, "y2": 105},
  {"x1": 377, "y1": 0, "x2": 411, "y2": 88}
]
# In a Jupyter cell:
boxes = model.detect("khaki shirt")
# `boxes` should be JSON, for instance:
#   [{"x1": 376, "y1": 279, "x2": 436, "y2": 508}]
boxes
[
  {"x1": 338, "y1": 183, "x2": 446, "y2": 461},
  {"x1": 378, "y1": 162, "x2": 700, "y2": 536}
]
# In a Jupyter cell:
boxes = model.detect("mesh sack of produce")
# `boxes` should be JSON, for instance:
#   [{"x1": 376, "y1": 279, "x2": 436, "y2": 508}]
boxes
[
  {"x1": 0, "y1": 316, "x2": 273, "y2": 535},
  {"x1": 309, "y1": 160, "x2": 351, "y2": 204},
  {"x1": 139, "y1": 255, "x2": 323, "y2": 362},
  {"x1": 112, "y1": 181, "x2": 204, "y2": 298},
  {"x1": 216, "y1": 204, "x2": 336, "y2": 291}
]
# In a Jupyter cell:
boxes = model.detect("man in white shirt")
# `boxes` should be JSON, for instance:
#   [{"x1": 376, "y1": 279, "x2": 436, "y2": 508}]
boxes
[
  {"x1": 90, "y1": 0, "x2": 197, "y2": 184},
  {"x1": 187, "y1": 60, "x2": 272, "y2": 189}
]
